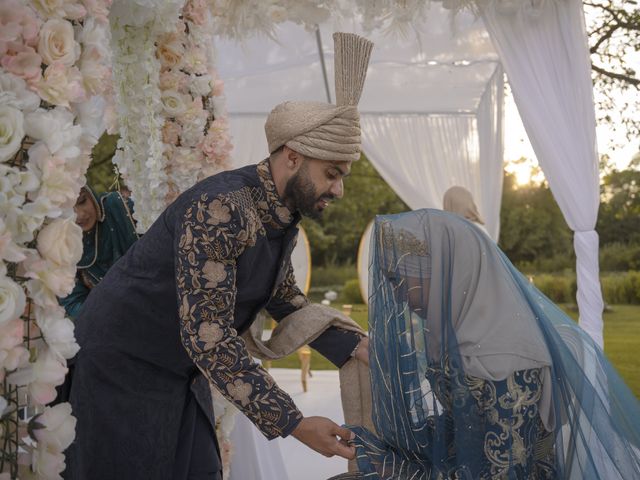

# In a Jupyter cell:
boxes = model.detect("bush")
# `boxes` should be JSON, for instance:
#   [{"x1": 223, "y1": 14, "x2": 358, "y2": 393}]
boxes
[
  {"x1": 341, "y1": 279, "x2": 364, "y2": 304},
  {"x1": 311, "y1": 264, "x2": 357, "y2": 288},
  {"x1": 531, "y1": 274, "x2": 574, "y2": 303},
  {"x1": 599, "y1": 243, "x2": 640, "y2": 272}
]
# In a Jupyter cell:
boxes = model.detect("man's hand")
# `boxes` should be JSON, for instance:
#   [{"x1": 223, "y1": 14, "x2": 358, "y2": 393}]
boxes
[
  {"x1": 291, "y1": 416, "x2": 355, "y2": 459},
  {"x1": 353, "y1": 336, "x2": 369, "y2": 366}
]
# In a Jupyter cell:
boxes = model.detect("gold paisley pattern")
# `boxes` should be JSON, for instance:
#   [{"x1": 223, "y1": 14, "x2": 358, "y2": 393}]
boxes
[{"x1": 175, "y1": 161, "x2": 305, "y2": 439}]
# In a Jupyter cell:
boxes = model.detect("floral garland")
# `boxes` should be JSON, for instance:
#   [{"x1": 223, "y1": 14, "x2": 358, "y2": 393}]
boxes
[
  {"x1": 0, "y1": 0, "x2": 112, "y2": 478},
  {"x1": 109, "y1": 0, "x2": 184, "y2": 233},
  {"x1": 159, "y1": 0, "x2": 232, "y2": 204}
]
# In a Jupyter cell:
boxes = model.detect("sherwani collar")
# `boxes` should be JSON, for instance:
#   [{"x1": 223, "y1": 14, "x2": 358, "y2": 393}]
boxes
[{"x1": 256, "y1": 159, "x2": 298, "y2": 230}]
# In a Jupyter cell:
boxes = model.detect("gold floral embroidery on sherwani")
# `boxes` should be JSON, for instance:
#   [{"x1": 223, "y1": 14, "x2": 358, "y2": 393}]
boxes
[{"x1": 175, "y1": 160, "x2": 305, "y2": 439}]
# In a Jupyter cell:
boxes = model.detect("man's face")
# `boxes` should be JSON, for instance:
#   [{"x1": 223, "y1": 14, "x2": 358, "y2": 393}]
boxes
[{"x1": 284, "y1": 157, "x2": 351, "y2": 220}]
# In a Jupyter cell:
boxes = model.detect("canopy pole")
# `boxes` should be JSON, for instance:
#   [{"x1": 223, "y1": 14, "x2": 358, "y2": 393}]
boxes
[{"x1": 315, "y1": 26, "x2": 332, "y2": 103}]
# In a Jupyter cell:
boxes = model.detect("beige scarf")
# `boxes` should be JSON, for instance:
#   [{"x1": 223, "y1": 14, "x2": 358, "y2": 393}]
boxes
[{"x1": 242, "y1": 303, "x2": 374, "y2": 472}]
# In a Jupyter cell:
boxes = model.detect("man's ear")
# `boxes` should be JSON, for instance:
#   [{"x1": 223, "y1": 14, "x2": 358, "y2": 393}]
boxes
[{"x1": 283, "y1": 146, "x2": 303, "y2": 171}]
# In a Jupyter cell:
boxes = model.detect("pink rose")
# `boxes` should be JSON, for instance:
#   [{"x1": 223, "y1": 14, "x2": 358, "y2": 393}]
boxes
[
  {"x1": 200, "y1": 120, "x2": 233, "y2": 161},
  {"x1": 162, "y1": 120, "x2": 181, "y2": 145},
  {"x1": 34, "y1": 63, "x2": 86, "y2": 107},
  {"x1": 183, "y1": 0, "x2": 208, "y2": 26},
  {"x1": 1, "y1": 42, "x2": 43, "y2": 83},
  {"x1": 156, "y1": 31, "x2": 185, "y2": 69},
  {"x1": 159, "y1": 70, "x2": 189, "y2": 92},
  {"x1": 0, "y1": 1, "x2": 24, "y2": 42},
  {"x1": 79, "y1": 46, "x2": 110, "y2": 95}
]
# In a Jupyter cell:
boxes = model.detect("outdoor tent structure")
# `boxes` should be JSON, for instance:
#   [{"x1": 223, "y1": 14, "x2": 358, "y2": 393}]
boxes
[{"x1": 215, "y1": 0, "x2": 604, "y2": 346}]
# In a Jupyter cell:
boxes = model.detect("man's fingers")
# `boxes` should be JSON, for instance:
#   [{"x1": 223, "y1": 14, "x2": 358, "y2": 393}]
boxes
[
  {"x1": 334, "y1": 425, "x2": 355, "y2": 441},
  {"x1": 333, "y1": 441, "x2": 356, "y2": 460}
]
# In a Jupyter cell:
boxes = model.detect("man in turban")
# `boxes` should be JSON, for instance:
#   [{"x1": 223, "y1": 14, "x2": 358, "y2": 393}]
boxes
[{"x1": 67, "y1": 33, "x2": 374, "y2": 480}]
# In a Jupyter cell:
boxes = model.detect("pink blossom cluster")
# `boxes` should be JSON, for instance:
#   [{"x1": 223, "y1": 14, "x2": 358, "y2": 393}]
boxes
[
  {"x1": 0, "y1": 0, "x2": 112, "y2": 108},
  {"x1": 158, "y1": 0, "x2": 233, "y2": 202}
]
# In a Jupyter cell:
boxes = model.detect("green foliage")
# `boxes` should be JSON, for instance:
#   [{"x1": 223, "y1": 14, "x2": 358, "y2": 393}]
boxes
[
  {"x1": 310, "y1": 264, "x2": 357, "y2": 288},
  {"x1": 303, "y1": 154, "x2": 408, "y2": 267},
  {"x1": 86, "y1": 133, "x2": 120, "y2": 193},
  {"x1": 531, "y1": 272, "x2": 640, "y2": 305},
  {"x1": 531, "y1": 274, "x2": 575, "y2": 304},
  {"x1": 341, "y1": 279, "x2": 363, "y2": 304},
  {"x1": 599, "y1": 242, "x2": 640, "y2": 271},
  {"x1": 498, "y1": 173, "x2": 574, "y2": 266},
  {"x1": 597, "y1": 169, "x2": 640, "y2": 246}
]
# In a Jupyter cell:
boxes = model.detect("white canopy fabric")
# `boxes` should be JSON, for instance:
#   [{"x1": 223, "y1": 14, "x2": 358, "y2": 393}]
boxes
[
  {"x1": 218, "y1": 3, "x2": 504, "y2": 241},
  {"x1": 216, "y1": 0, "x2": 604, "y2": 343},
  {"x1": 479, "y1": 0, "x2": 604, "y2": 346}
]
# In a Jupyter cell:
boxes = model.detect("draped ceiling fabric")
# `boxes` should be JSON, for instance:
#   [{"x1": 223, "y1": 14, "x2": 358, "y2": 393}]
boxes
[{"x1": 215, "y1": 0, "x2": 604, "y2": 342}]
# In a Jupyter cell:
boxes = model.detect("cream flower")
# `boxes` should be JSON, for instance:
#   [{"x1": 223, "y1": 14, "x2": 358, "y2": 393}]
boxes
[
  {"x1": 26, "y1": 278, "x2": 59, "y2": 309},
  {"x1": 30, "y1": 402, "x2": 76, "y2": 451},
  {"x1": 0, "y1": 71, "x2": 40, "y2": 112},
  {"x1": 202, "y1": 260, "x2": 227, "y2": 288},
  {"x1": 0, "y1": 318, "x2": 29, "y2": 375},
  {"x1": 24, "y1": 107, "x2": 82, "y2": 155},
  {"x1": 189, "y1": 74, "x2": 212, "y2": 97},
  {"x1": 156, "y1": 31, "x2": 185, "y2": 69},
  {"x1": 0, "y1": 103, "x2": 24, "y2": 163},
  {"x1": 7, "y1": 345, "x2": 68, "y2": 405},
  {"x1": 32, "y1": 0, "x2": 87, "y2": 20},
  {"x1": 19, "y1": 444, "x2": 66, "y2": 480},
  {"x1": 37, "y1": 217, "x2": 83, "y2": 267},
  {"x1": 198, "y1": 322, "x2": 224, "y2": 349},
  {"x1": 206, "y1": 199, "x2": 231, "y2": 225},
  {"x1": 34, "y1": 63, "x2": 86, "y2": 107},
  {"x1": 22, "y1": 251, "x2": 76, "y2": 297},
  {"x1": 0, "y1": 268, "x2": 26, "y2": 326},
  {"x1": 35, "y1": 305, "x2": 79, "y2": 360},
  {"x1": 27, "y1": 143, "x2": 80, "y2": 210},
  {"x1": 0, "y1": 218, "x2": 26, "y2": 262},
  {"x1": 183, "y1": 47, "x2": 207, "y2": 75},
  {"x1": 227, "y1": 379, "x2": 252, "y2": 407},
  {"x1": 79, "y1": 46, "x2": 110, "y2": 96},
  {"x1": 38, "y1": 18, "x2": 80, "y2": 66},
  {"x1": 161, "y1": 90, "x2": 189, "y2": 117}
]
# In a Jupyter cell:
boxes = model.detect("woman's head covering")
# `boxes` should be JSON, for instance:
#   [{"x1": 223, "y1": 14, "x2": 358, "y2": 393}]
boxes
[
  {"x1": 264, "y1": 33, "x2": 373, "y2": 162},
  {"x1": 442, "y1": 185, "x2": 485, "y2": 225},
  {"x1": 352, "y1": 209, "x2": 640, "y2": 479}
]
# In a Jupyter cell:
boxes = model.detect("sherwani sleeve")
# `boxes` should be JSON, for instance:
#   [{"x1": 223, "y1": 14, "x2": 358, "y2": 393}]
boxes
[
  {"x1": 266, "y1": 261, "x2": 362, "y2": 368},
  {"x1": 175, "y1": 192, "x2": 303, "y2": 439}
]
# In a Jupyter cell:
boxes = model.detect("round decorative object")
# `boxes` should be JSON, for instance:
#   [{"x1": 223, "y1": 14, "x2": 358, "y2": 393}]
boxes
[
  {"x1": 291, "y1": 226, "x2": 312, "y2": 294},
  {"x1": 356, "y1": 220, "x2": 374, "y2": 304}
]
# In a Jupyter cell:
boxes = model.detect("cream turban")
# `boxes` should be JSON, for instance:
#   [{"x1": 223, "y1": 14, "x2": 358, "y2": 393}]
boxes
[
  {"x1": 265, "y1": 33, "x2": 374, "y2": 162},
  {"x1": 443, "y1": 186, "x2": 485, "y2": 225}
]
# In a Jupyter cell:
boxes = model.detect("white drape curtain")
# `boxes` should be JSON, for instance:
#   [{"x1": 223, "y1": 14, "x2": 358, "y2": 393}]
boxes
[
  {"x1": 480, "y1": 0, "x2": 604, "y2": 346},
  {"x1": 360, "y1": 69, "x2": 505, "y2": 242},
  {"x1": 228, "y1": 114, "x2": 270, "y2": 168}
]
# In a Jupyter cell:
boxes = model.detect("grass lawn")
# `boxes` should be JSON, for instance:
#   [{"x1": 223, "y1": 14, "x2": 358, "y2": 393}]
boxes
[{"x1": 269, "y1": 304, "x2": 640, "y2": 398}]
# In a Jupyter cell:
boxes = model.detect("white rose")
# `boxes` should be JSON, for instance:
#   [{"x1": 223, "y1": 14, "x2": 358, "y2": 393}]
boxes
[
  {"x1": 38, "y1": 18, "x2": 80, "y2": 67},
  {"x1": 0, "y1": 104, "x2": 24, "y2": 163},
  {"x1": 189, "y1": 74, "x2": 212, "y2": 97},
  {"x1": 77, "y1": 16, "x2": 110, "y2": 54},
  {"x1": 25, "y1": 107, "x2": 82, "y2": 155},
  {"x1": 2, "y1": 204, "x2": 45, "y2": 244},
  {"x1": 73, "y1": 95, "x2": 106, "y2": 143},
  {"x1": 0, "y1": 318, "x2": 29, "y2": 372},
  {"x1": 161, "y1": 90, "x2": 189, "y2": 117},
  {"x1": 7, "y1": 345, "x2": 68, "y2": 405},
  {"x1": 34, "y1": 63, "x2": 86, "y2": 107},
  {"x1": 0, "y1": 270, "x2": 26, "y2": 325},
  {"x1": 0, "y1": 72, "x2": 40, "y2": 112},
  {"x1": 30, "y1": 402, "x2": 76, "y2": 451},
  {"x1": 180, "y1": 120, "x2": 206, "y2": 148},
  {"x1": 79, "y1": 48, "x2": 110, "y2": 96},
  {"x1": 37, "y1": 217, "x2": 82, "y2": 267},
  {"x1": 34, "y1": 305, "x2": 79, "y2": 360}
]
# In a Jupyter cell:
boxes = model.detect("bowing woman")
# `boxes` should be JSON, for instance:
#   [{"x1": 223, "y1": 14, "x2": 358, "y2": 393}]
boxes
[{"x1": 349, "y1": 209, "x2": 640, "y2": 479}]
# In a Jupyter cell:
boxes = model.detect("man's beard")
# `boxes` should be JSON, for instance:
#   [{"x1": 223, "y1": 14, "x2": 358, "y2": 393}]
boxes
[{"x1": 284, "y1": 166, "x2": 333, "y2": 220}]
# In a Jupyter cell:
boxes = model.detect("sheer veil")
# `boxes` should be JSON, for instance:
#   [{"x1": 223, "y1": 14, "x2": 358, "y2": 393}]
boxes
[{"x1": 350, "y1": 209, "x2": 640, "y2": 479}]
